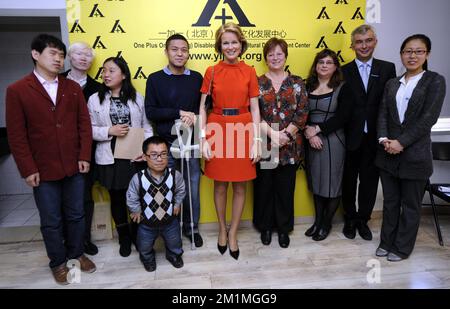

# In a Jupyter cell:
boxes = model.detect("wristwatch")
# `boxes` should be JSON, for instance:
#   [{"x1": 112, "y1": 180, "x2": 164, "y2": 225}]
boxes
[{"x1": 285, "y1": 131, "x2": 294, "y2": 142}]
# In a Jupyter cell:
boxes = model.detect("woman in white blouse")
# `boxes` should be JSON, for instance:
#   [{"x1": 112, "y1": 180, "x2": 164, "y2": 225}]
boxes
[
  {"x1": 375, "y1": 34, "x2": 446, "y2": 261},
  {"x1": 88, "y1": 56, "x2": 153, "y2": 257}
]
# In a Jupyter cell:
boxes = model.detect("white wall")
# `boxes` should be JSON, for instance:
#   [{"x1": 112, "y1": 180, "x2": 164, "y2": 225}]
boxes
[
  {"x1": 0, "y1": 0, "x2": 65, "y2": 10},
  {"x1": 0, "y1": 0, "x2": 67, "y2": 194},
  {"x1": 367, "y1": 0, "x2": 450, "y2": 207},
  {"x1": 368, "y1": 0, "x2": 450, "y2": 117}
]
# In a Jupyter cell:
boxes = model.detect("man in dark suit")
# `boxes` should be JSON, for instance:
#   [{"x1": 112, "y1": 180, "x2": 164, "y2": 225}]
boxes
[
  {"x1": 6, "y1": 34, "x2": 96, "y2": 284},
  {"x1": 62, "y1": 42, "x2": 102, "y2": 256},
  {"x1": 341, "y1": 25, "x2": 396, "y2": 240}
]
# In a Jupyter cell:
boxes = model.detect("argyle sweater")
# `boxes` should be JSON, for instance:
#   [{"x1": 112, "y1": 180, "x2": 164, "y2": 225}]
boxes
[{"x1": 126, "y1": 168, "x2": 185, "y2": 227}]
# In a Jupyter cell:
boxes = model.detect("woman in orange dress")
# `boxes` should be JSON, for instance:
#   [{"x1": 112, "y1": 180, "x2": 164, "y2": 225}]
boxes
[{"x1": 199, "y1": 22, "x2": 261, "y2": 260}]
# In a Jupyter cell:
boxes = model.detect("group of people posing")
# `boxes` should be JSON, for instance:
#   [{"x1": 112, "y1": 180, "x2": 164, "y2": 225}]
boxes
[{"x1": 5, "y1": 22, "x2": 446, "y2": 285}]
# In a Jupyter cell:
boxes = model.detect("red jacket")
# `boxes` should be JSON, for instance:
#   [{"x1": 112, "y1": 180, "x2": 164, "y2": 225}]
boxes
[{"x1": 6, "y1": 73, "x2": 92, "y2": 181}]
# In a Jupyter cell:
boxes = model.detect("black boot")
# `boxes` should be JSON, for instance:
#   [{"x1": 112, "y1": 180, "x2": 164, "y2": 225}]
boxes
[
  {"x1": 305, "y1": 195, "x2": 325, "y2": 237},
  {"x1": 312, "y1": 197, "x2": 340, "y2": 241},
  {"x1": 117, "y1": 224, "x2": 132, "y2": 257},
  {"x1": 312, "y1": 225, "x2": 331, "y2": 241}
]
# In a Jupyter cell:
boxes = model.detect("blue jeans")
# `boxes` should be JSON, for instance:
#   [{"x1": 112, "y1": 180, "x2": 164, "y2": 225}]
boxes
[
  {"x1": 33, "y1": 173, "x2": 85, "y2": 269},
  {"x1": 168, "y1": 151, "x2": 201, "y2": 235},
  {"x1": 137, "y1": 219, "x2": 183, "y2": 263}
]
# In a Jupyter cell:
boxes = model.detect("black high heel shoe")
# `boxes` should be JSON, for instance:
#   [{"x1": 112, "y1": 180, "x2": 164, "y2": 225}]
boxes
[
  {"x1": 228, "y1": 236, "x2": 239, "y2": 260},
  {"x1": 229, "y1": 247, "x2": 239, "y2": 260},
  {"x1": 217, "y1": 243, "x2": 227, "y2": 255},
  {"x1": 217, "y1": 230, "x2": 228, "y2": 255}
]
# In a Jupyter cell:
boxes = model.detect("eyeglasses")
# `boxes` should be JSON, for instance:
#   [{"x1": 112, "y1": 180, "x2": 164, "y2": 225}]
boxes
[
  {"x1": 145, "y1": 152, "x2": 168, "y2": 160},
  {"x1": 401, "y1": 49, "x2": 428, "y2": 56},
  {"x1": 317, "y1": 60, "x2": 335, "y2": 65}
]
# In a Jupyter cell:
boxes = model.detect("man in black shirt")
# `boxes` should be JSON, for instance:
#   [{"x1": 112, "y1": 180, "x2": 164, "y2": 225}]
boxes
[{"x1": 145, "y1": 34, "x2": 204, "y2": 247}]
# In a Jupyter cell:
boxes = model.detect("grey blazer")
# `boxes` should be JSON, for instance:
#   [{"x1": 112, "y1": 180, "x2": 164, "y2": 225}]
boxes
[{"x1": 375, "y1": 70, "x2": 446, "y2": 179}]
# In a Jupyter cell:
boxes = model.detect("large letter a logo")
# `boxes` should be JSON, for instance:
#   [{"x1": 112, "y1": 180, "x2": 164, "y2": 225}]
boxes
[{"x1": 192, "y1": 0, "x2": 255, "y2": 27}]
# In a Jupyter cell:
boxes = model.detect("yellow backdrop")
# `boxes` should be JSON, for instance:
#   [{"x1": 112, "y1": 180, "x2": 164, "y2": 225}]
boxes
[{"x1": 67, "y1": 0, "x2": 366, "y2": 223}]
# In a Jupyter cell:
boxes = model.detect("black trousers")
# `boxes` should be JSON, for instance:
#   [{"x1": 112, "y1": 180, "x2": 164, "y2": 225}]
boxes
[
  {"x1": 109, "y1": 189, "x2": 138, "y2": 242},
  {"x1": 379, "y1": 170, "x2": 426, "y2": 259},
  {"x1": 253, "y1": 164, "x2": 297, "y2": 234},
  {"x1": 109, "y1": 189, "x2": 129, "y2": 227},
  {"x1": 342, "y1": 134, "x2": 379, "y2": 222}
]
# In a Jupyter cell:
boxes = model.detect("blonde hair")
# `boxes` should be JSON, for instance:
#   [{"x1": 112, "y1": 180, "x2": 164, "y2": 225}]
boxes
[
  {"x1": 68, "y1": 41, "x2": 95, "y2": 57},
  {"x1": 214, "y1": 22, "x2": 248, "y2": 56}
]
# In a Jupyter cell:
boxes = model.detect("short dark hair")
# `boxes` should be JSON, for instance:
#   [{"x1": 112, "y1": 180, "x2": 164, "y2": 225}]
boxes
[
  {"x1": 165, "y1": 34, "x2": 189, "y2": 50},
  {"x1": 306, "y1": 49, "x2": 343, "y2": 92},
  {"x1": 263, "y1": 37, "x2": 288, "y2": 61},
  {"x1": 142, "y1": 136, "x2": 169, "y2": 154},
  {"x1": 400, "y1": 34, "x2": 431, "y2": 70},
  {"x1": 31, "y1": 34, "x2": 66, "y2": 64}
]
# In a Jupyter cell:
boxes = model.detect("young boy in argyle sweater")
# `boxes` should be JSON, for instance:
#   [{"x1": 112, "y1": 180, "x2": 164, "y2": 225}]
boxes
[{"x1": 127, "y1": 136, "x2": 185, "y2": 272}]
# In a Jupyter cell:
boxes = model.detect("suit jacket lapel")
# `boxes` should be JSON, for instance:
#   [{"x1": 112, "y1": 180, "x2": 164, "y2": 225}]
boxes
[
  {"x1": 388, "y1": 76, "x2": 402, "y2": 125},
  {"x1": 27, "y1": 73, "x2": 54, "y2": 104},
  {"x1": 366, "y1": 59, "x2": 380, "y2": 94},
  {"x1": 403, "y1": 71, "x2": 428, "y2": 124},
  {"x1": 349, "y1": 60, "x2": 367, "y2": 96},
  {"x1": 56, "y1": 75, "x2": 66, "y2": 106}
]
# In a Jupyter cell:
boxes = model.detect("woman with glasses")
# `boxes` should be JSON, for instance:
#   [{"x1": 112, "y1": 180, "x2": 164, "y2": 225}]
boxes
[
  {"x1": 303, "y1": 49, "x2": 355, "y2": 241},
  {"x1": 375, "y1": 34, "x2": 446, "y2": 261},
  {"x1": 88, "y1": 56, "x2": 153, "y2": 257}
]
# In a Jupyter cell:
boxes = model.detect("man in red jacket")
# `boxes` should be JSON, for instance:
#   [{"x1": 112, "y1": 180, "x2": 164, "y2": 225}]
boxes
[{"x1": 5, "y1": 34, "x2": 96, "y2": 285}]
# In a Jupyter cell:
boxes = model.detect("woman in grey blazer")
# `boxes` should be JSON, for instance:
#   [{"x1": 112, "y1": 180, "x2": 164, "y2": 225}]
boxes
[{"x1": 375, "y1": 34, "x2": 446, "y2": 261}]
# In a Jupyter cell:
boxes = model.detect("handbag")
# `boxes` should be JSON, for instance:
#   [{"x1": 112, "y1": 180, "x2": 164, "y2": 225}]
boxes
[{"x1": 204, "y1": 65, "x2": 215, "y2": 111}]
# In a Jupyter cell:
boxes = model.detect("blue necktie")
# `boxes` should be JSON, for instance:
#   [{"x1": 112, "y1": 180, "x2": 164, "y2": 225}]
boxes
[
  {"x1": 360, "y1": 63, "x2": 369, "y2": 91},
  {"x1": 361, "y1": 63, "x2": 369, "y2": 133}
]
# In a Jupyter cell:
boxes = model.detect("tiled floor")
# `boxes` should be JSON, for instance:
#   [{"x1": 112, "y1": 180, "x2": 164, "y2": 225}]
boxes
[{"x1": 0, "y1": 194, "x2": 39, "y2": 227}]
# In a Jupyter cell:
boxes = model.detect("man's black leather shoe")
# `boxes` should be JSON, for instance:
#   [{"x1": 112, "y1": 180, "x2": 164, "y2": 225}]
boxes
[
  {"x1": 343, "y1": 220, "x2": 356, "y2": 239},
  {"x1": 184, "y1": 232, "x2": 204, "y2": 248},
  {"x1": 278, "y1": 233, "x2": 290, "y2": 248},
  {"x1": 167, "y1": 255, "x2": 184, "y2": 268},
  {"x1": 357, "y1": 221, "x2": 373, "y2": 241},
  {"x1": 84, "y1": 241, "x2": 98, "y2": 256},
  {"x1": 260, "y1": 230, "x2": 272, "y2": 245},
  {"x1": 143, "y1": 259, "x2": 156, "y2": 272}
]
